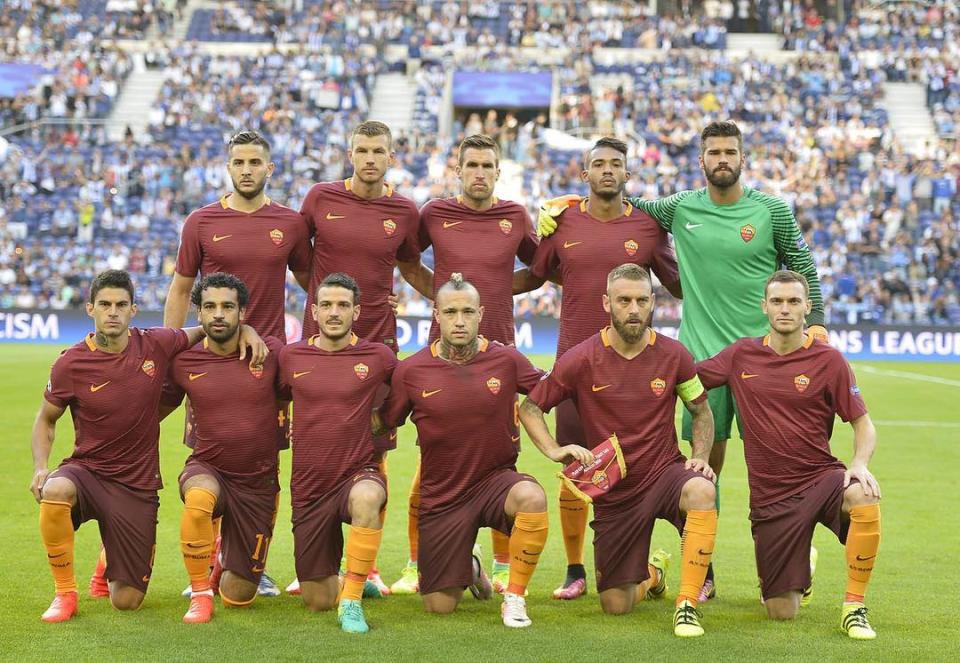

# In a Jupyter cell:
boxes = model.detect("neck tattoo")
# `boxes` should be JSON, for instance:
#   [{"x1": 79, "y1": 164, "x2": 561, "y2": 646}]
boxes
[
  {"x1": 439, "y1": 339, "x2": 478, "y2": 364},
  {"x1": 95, "y1": 331, "x2": 109, "y2": 348}
]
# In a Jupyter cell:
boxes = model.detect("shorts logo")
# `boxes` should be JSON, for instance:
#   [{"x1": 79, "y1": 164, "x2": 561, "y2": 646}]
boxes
[
  {"x1": 740, "y1": 224, "x2": 756, "y2": 243},
  {"x1": 650, "y1": 377, "x2": 666, "y2": 397},
  {"x1": 354, "y1": 363, "x2": 369, "y2": 380},
  {"x1": 141, "y1": 359, "x2": 156, "y2": 377},
  {"x1": 794, "y1": 374, "x2": 810, "y2": 393},
  {"x1": 383, "y1": 218, "x2": 397, "y2": 236},
  {"x1": 270, "y1": 228, "x2": 284, "y2": 246},
  {"x1": 624, "y1": 239, "x2": 638, "y2": 256},
  {"x1": 486, "y1": 377, "x2": 501, "y2": 395},
  {"x1": 250, "y1": 365, "x2": 264, "y2": 379},
  {"x1": 499, "y1": 219, "x2": 512, "y2": 235}
]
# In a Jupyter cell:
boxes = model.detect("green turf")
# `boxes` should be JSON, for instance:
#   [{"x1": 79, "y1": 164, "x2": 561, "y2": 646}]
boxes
[{"x1": 1, "y1": 345, "x2": 955, "y2": 661}]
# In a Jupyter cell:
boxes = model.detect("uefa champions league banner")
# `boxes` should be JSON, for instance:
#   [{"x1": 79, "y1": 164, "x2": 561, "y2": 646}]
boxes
[{"x1": 2, "y1": 308, "x2": 960, "y2": 362}]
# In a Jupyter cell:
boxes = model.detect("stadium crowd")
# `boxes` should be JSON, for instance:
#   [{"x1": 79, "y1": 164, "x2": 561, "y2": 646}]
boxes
[{"x1": 1, "y1": 2, "x2": 958, "y2": 326}]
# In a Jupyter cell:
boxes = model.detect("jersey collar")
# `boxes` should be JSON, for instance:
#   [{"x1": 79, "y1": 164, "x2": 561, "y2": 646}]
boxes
[
  {"x1": 429, "y1": 336, "x2": 489, "y2": 357},
  {"x1": 762, "y1": 333, "x2": 815, "y2": 349},
  {"x1": 344, "y1": 177, "x2": 393, "y2": 197},
  {"x1": 579, "y1": 198, "x2": 634, "y2": 217},
  {"x1": 308, "y1": 332, "x2": 359, "y2": 348},
  {"x1": 220, "y1": 193, "x2": 272, "y2": 210},
  {"x1": 85, "y1": 328, "x2": 131, "y2": 351},
  {"x1": 600, "y1": 326, "x2": 656, "y2": 351}
]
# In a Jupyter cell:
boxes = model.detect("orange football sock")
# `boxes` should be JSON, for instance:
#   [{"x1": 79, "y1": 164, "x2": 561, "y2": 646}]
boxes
[
  {"x1": 40, "y1": 500, "x2": 77, "y2": 594},
  {"x1": 181, "y1": 487, "x2": 217, "y2": 593},
  {"x1": 558, "y1": 480, "x2": 587, "y2": 566},
  {"x1": 407, "y1": 466, "x2": 421, "y2": 563},
  {"x1": 845, "y1": 503, "x2": 880, "y2": 602},
  {"x1": 491, "y1": 529, "x2": 510, "y2": 565},
  {"x1": 507, "y1": 511, "x2": 548, "y2": 595},
  {"x1": 677, "y1": 509, "x2": 718, "y2": 607},
  {"x1": 342, "y1": 526, "x2": 383, "y2": 601}
]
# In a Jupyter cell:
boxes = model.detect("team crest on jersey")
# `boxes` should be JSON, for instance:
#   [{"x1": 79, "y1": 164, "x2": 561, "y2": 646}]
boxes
[
  {"x1": 486, "y1": 377, "x2": 501, "y2": 395},
  {"x1": 141, "y1": 359, "x2": 156, "y2": 377},
  {"x1": 383, "y1": 219, "x2": 397, "y2": 236},
  {"x1": 740, "y1": 224, "x2": 756, "y2": 243},
  {"x1": 270, "y1": 229, "x2": 284, "y2": 246},
  {"x1": 250, "y1": 364, "x2": 264, "y2": 379},
  {"x1": 354, "y1": 363, "x2": 370, "y2": 380},
  {"x1": 624, "y1": 239, "x2": 639, "y2": 256},
  {"x1": 794, "y1": 374, "x2": 810, "y2": 392},
  {"x1": 498, "y1": 219, "x2": 512, "y2": 235},
  {"x1": 650, "y1": 377, "x2": 666, "y2": 397}
]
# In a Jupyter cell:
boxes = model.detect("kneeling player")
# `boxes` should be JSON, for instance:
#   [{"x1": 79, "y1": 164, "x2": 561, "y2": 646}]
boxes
[
  {"x1": 162, "y1": 273, "x2": 285, "y2": 623},
  {"x1": 696, "y1": 270, "x2": 881, "y2": 639},
  {"x1": 278, "y1": 273, "x2": 397, "y2": 634},
  {"x1": 520, "y1": 264, "x2": 718, "y2": 637},
  {"x1": 376, "y1": 275, "x2": 549, "y2": 628}
]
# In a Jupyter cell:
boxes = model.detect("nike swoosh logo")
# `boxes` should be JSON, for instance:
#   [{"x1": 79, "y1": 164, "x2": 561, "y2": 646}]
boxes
[
  {"x1": 521, "y1": 549, "x2": 541, "y2": 557},
  {"x1": 293, "y1": 371, "x2": 312, "y2": 379},
  {"x1": 421, "y1": 389, "x2": 442, "y2": 398},
  {"x1": 326, "y1": 213, "x2": 345, "y2": 220},
  {"x1": 698, "y1": 549, "x2": 713, "y2": 556},
  {"x1": 442, "y1": 221, "x2": 462, "y2": 229},
  {"x1": 186, "y1": 542, "x2": 207, "y2": 549},
  {"x1": 685, "y1": 223, "x2": 703, "y2": 231},
  {"x1": 188, "y1": 372, "x2": 207, "y2": 381},
  {"x1": 212, "y1": 234, "x2": 232, "y2": 242},
  {"x1": 251, "y1": 565, "x2": 264, "y2": 573},
  {"x1": 511, "y1": 435, "x2": 521, "y2": 443},
  {"x1": 142, "y1": 575, "x2": 151, "y2": 583},
  {"x1": 563, "y1": 241, "x2": 582, "y2": 249},
  {"x1": 47, "y1": 552, "x2": 66, "y2": 559},
  {"x1": 741, "y1": 372, "x2": 759, "y2": 379},
  {"x1": 90, "y1": 381, "x2": 110, "y2": 392},
  {"x1": 855, "y1": 554, "x2": 876, "y2": 562},
  {"x1": 591, "y1": 384, "x2": 611, "y2": 392}
]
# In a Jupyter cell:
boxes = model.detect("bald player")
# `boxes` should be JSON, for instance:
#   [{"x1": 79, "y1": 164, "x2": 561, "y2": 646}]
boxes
[
  {"x1": 376, "y1": 275, "x2": 549, "y2": 628},
  {"x1": 391, "y1": 133, "x2": 540, "y2": 595},
  {"x1": 517, "y1": 137, "x2": 682, "y2": 600}
]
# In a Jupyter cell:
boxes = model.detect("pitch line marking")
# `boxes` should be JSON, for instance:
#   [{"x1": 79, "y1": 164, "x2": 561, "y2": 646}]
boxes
[{"x1": 858, "y1": 364, "x2": 960, "y2": 388}]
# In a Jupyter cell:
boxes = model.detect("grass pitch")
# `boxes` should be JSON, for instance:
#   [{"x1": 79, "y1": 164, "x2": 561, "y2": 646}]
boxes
[{"x1": 1, "y1": 345, "x2": 956, "y2": 661}]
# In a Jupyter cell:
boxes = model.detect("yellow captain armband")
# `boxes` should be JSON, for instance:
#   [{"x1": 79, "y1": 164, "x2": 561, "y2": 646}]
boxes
[{"x1": 676, "y1": 375, "x2": 705, "y2": 402}]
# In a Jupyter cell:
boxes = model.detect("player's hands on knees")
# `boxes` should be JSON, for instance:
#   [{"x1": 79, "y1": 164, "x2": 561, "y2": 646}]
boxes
[
  {"x1": 237, "y1": 324, "x2": 268, "y2": 367},
  {"x1": 537, "y1": 194, "x2": 581, "y2": 236},
  {"x1": 807, "y1": 325, "x2": 829, "y2": 344},
  {"x1": 551, "y1": 444, "x2": 594, "y2": 466},
  {"x1": 844, "y1": 463, "x2": 881, "y2": 499},
  {"x1": 30, "y1": 468, "x2": 50, "y2": 503},
  {"x1": 685, "y1": 458, "x2": 716, "y2": 482}
]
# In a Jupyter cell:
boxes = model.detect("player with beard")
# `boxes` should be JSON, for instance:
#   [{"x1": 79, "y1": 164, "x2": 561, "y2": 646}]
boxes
[
  {"x1": 537, "y1": 122, "x2": 827, "y2": 602},
  {"x1": 161, "y1": 273, "x2": 287, "y2": 624},
  {"x1": 514, "y1": 137, "x2": 681, "y2": 600},
  {"x1": 389, "y1": 134, "x2": 539, "y2": 596},
  {"x1": 519, "y1": 264, "x2": 717, "y2": 637}
]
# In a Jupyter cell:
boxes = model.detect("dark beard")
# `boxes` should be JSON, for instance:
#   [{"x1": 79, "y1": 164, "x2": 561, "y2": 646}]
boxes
[
  {"x1": 231, "y1": 178, "x2": 266, "y2": 200},
  {"x1": 704, "y1": 165, "x2": 741, "y2": 189},
  {"x1": 205, "y1": 322, "x2": 238, "y2": 343},
  {"x1": 611, "y1": 316, "x2": 647, "y2": 344}
]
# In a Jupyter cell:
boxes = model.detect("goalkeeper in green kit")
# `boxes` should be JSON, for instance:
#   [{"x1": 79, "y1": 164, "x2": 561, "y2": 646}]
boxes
[{"x1": 538, "y1": 121, "x2": 827, "y2": 603}]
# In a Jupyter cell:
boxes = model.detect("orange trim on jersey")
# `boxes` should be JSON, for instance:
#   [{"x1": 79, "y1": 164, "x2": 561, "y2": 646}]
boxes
[
  {"x1": 430, "y1": 336, "x2": 488, "y2": 356},
  {"x1": 579, "y1": 198, "x2": 634, "y2": 218},
  {"x1": 345, "y1": 178, "x2": 393, "y2": 196},
  {"x1": 456, "y1": 194, "x2": 498, "y2": 206},
  {"x1": 478, "y1": 336, "x2": 489, "y2": 352},
  {"x1": 763, "y1": 333, "x2": 814, "y2": 349},
  {"x1": 85, "y1": 333, "x2": 98, "y2": 352},
  {"x1": 308, "y1": 333, "x2": 359, "y2": 347},
  {"x1": 350, "y1": 332, "x2": 359, "y2": 346},
  {"x1": 220, "y1": 193, "x2": 272, "y2": 210},
  {"x1": 203, "y1": 337, "x2": 209, "y2": 349}
]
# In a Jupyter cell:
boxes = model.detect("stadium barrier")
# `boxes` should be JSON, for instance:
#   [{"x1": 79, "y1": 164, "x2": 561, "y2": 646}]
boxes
[{"x1": 3, "y1": 309, "x2": 959, "y2": 362}]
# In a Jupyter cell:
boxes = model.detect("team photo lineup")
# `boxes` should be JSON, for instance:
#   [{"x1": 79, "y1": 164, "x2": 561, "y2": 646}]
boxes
[{"x1": 4, "y1": 0, "x2": 958, "y2": 659}]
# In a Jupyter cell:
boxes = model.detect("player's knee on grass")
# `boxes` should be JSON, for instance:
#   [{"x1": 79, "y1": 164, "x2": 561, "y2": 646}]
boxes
[
  {"x1": 680, "y1": 476, "x2": 716, "y2": 513},
  {"x1": 599, "y1": 586, "x2": 636, "y2": 615},
  {"x1": 764, "y1": 593, "x2": 800, "y2": 620},
  {"x1": 348, "y1": 481, "x2": 387, "y2": 528},
  {"x1": 300, "y1": 577, "x2": 339, "y2": 612},
  {"x1": 504, "y1": 480, "x2": 547, "y2": 517},
  {"x1": 40, "y1": 476, "x2": 77, "y2": 505},
  {"x1": 422, "y1": 589, "x2": 461, "y2": 614},
  {"x1": 109, "y1": 582, "x2": 145, "y2": 611},
  {"x1": 842, "y1": 482, "x2": 879, "y2": 511},
  {"x1": 220, "y1": 572, "x2": 257, "y2": 606}
]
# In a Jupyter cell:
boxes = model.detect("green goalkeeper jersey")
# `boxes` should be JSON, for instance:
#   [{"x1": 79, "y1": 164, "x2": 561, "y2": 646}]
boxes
[{"x1": 628, "y1": 187, "x2": 824, "y2": 360}]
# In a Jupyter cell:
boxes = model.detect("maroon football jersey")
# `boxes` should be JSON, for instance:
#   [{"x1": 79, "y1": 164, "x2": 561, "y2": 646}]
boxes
[
  {"x1": 527, "y1": 328, "x2": 705, "y2": 506},
  {"x1": 162, "y1": 336, "x2": 285, "y2": 491},
  {"x1": 175, "y1": 195, "x2": 312, "y2": 342},
  {"x1": 44, "y1": 327, "x2": 190, "y2": 490},
  {"x1": 696, "y1": 335, "x2": 867, "y2": 508},
  {"x1": 420, "y1": 196, "x2": 538, "y2": 344},
  {"x1": 299, "y1": 179, "x2": 420, "y2": 349},
  {"x1": 380, "y1": 339, "x2": 543, "y2": 514},
  {"x1": 277, "y1": 333, "x2": 397, "y2": 507},
  {"x1": 530, "y1": 200, "x2": 679, "y2": 356}
]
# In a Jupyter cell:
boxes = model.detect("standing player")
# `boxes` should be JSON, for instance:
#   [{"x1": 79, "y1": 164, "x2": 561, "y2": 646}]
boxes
[
  {"x1": 161, "y1": 273, "x2": 286, "y2": 624},
  {"x1": 297, "y1": 120, "x2": 423, "y2": 595},
  {"x1": 376, "y1": 276, "x2": 550, "y2": 628},
  {"x1": 538, "y1": 121, "x2": 827, "y2": 601},
  {"x1": 390, "y1": 134, "x2": 540, "y2": 595},
  {"x1": 518, "y1": 137, "x2": 681, "y2": 600},
  {"x1": 278, "y1": 273, "x2": 397, "y2": 634},
  {"x1": 519, "y1": 264, "x2": 717, "y2": 637},
  {"x1": 29, "y1": 270, "x2": 265, "y2": 622},
  {"x1": 696, "y1": 271, "x2": 880, "y2": 639}
]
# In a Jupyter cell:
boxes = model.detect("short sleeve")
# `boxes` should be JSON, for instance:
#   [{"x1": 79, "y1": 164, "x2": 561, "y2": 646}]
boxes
[
  {"x1": 147, "y1": 327, "x2": 190, "y2": 359},
  {"x1": 44, "y1": 352, "x2": 75, "y2": 408},
  {"x1": 174, "y1": 212, "x2": 202, "y2": 277},
  {"x1": 160, "y1": 371, "x2": 185, "y2": 408},
  {"x1": 381, "y1": 346, "x2": 400, "y2": 382},
  {"x1": 511, "y1": 347, "x2": 545, "y2": 394},
  {"x1": 829, "y1": 354, "x2": 868, "y2": 422},
  {"x1": 526, "y1": 353, "x2": 576, "y2": 412},
  {"x1": 287, "y1": 217, "x2": 313, "y2": 272},
  {"x1": 299, "y1": 185, "x2": 319, "y2": 236},
  {"x1": 417, "y1": 202, "x2": 434, "y2": 251},
  {"x1": 650, "y1": 228, "x2": 680, "y2": 287},
  {"x1": 529, "y1": 235, "x2": 560, "y2": 280},
  {"x1": 379, "y1": 362, "x2": 413, "y2": 428},
  {"x1": 515, "y1": 208, "x2": 539, "y2": 265},
  {"x1": 396, "y1": 205, "x2": 422, "y2": 263},
  {"x1": 675, "y1": 344, "x2": 706, "y2": 404},
  {"x1": 275, "y1": 346, "x2": 293, "y2": 401},
  {"x1": 696, "y1": 343, "x2": 736, "y2": 390}
]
